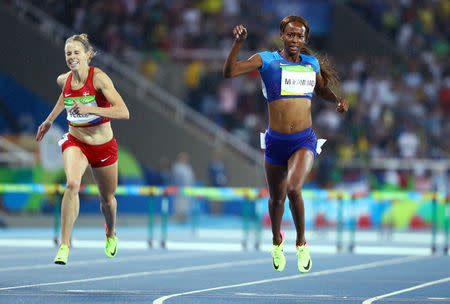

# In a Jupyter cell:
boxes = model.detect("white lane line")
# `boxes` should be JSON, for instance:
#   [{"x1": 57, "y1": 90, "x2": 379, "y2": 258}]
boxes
[
  {"x1": 166, "y1": 241, "x2": 243, "y2": 252},
  {"x1": 235, "y1": 292, "x2": 333, "y2": 298},
  {"x1": 0, "y1": 238, "x2": 435, "y2": 255},
  {"x1": 0, "y1": 251, "x2": 206, "y2": 272},
  {"x1": 0, "y1": 239, "x2": 151, "y2": 250},
  {"x1": 0, "y1": 258, "x2": 267, "y2": 291},
  {"x1": 71, "y1": 239, "x2": 149, "y2": 249},
  {"x1": 0, "y1": 239, "x2": 54, "y2": 248},
  {"x1": 66, "y1": 289, "x2": 144, "y2": 294},
  {"x1": 0, "y1": 252, "x2": 51, "y2": 259},
  {"x1": 362, "y1": 277, "x2": 450, "y2": 304},
  {"x1": 354, "y1": 246, "x2": 431, "y2": 256},
  {"x1": 260, "y1": 245, "x2": 431, "y2": 255},
  {"x1": 259, "y1": 244, "x2": 337, "y2": 254},
  {"x1": 152, "y1": 255, "x2": 427, "y2": 304}
]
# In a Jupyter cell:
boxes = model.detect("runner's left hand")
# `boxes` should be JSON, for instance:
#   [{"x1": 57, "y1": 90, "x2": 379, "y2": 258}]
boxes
[
  {"x1": 70, "y1": 100, "x2": 89, "y2": 115},
  {"x1": 336, "y1": 98, "x2": 349, "y2": 113}
]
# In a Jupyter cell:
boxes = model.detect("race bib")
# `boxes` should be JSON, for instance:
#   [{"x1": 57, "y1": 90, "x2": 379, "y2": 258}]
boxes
[
  {"x1": 280, "y1": 65, "x2": 316, "y2": 95},
  {"x1": 64, "y1": 95, "x2": 101, "y2": 125}
]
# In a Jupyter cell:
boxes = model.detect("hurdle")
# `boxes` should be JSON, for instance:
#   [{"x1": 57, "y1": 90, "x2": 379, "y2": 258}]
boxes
[{"x1": 0, "y1": 184, "x2": 447, "y2": 254}]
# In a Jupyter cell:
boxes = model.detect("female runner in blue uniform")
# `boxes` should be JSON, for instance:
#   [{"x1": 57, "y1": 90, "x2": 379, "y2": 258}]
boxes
[{"x1": 223, "y1": 15, "x2": 348, "y2": 273}]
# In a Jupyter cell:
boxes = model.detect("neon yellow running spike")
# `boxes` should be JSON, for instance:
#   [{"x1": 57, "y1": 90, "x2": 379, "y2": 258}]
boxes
[
  {"x1": 271, "y1": 230, "x2": 286, "y2": 272},
  {"x1": 105, "y1": 236, "x2": 118, "y2": 258},
  {"x1": 104, "y1": 223, "x2": 118, "y2": 258},
  {"x1": 297, "y1": 242, "x2": 312, "y2": 273},
  {"x1": 54, "y1": 244, "x2": 69, "y2": 265}
]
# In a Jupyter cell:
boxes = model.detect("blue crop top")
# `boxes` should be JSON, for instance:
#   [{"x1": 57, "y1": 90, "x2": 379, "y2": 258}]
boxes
[{"x1": 257, "y1": 51, "x2": 320, "y2": 103}]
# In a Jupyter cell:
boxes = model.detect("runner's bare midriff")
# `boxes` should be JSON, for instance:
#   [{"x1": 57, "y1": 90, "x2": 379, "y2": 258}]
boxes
[
  {"x1": 69, "y1": 121, "x2": 113, "y2": 145},
  {"x1": 268, "y1": 97, "x2": 312, "y2": 133}
]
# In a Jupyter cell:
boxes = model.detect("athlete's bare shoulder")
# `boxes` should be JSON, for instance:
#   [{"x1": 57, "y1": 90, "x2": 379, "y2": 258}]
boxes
[
  {"x1": 92, "y1": 67, "x2": 113, "y2": 90},
  {"x1": 92, "y1": 67, "x2": 108, "y2": 79},
  {"x1": 56, "y1": 72, "x2": 71, "y2": 89}
]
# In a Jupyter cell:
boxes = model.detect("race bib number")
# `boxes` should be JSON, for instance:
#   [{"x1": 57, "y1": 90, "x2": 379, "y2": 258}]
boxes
[
  {"x1": 64, "y1": 95, "x2": 101, "y2": 125},
  {"x1": 280, "y1": 65, "x2": 316, "y2": 95}
]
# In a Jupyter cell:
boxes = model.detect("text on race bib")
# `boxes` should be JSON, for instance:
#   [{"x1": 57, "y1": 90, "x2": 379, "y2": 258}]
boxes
[
  {"x1": 280, "y1": 65, "x2": 316, "y2": 96},
  {"x1": 64, "y1": 95, "x2": 101, "y2": 125}
]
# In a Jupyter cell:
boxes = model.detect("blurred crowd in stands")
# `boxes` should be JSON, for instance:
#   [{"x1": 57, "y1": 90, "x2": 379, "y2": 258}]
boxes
[{"x1": 25, "y1": 0, "x2": 448, "y2": 191}]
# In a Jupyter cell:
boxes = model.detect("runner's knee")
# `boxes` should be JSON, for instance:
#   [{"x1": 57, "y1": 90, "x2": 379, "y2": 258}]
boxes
[
  {"x1": 65, "y1": 180, "x2": 81, "y2": 193},
  {"x1": 269, "y1": 197, "x2": 285, "y2": 208},
  {"x1": 286, "y1": 185, "x2": 302, "y2": 201},
  {"x1": 100, "y1": 195, "x2": 116, "y2": 207}
]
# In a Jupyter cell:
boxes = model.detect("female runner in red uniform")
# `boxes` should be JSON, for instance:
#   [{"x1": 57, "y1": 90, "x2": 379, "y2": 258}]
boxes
[{"x1": 36, "y1": 34, "x2": 129, "y2": 265}]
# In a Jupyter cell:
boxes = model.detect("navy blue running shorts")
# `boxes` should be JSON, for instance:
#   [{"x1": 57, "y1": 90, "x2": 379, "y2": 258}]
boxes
[{"x1": 264, "y1": 127, "x2": 317, "y2": 166}]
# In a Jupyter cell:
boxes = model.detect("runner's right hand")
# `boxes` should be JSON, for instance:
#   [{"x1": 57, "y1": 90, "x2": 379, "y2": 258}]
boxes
[
  {"x1": 36, "y1": 120, "x2": 52, "y2": 141},
  {"x1": 233, "y1": 25, "x2": 247, "y2": 42}
]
